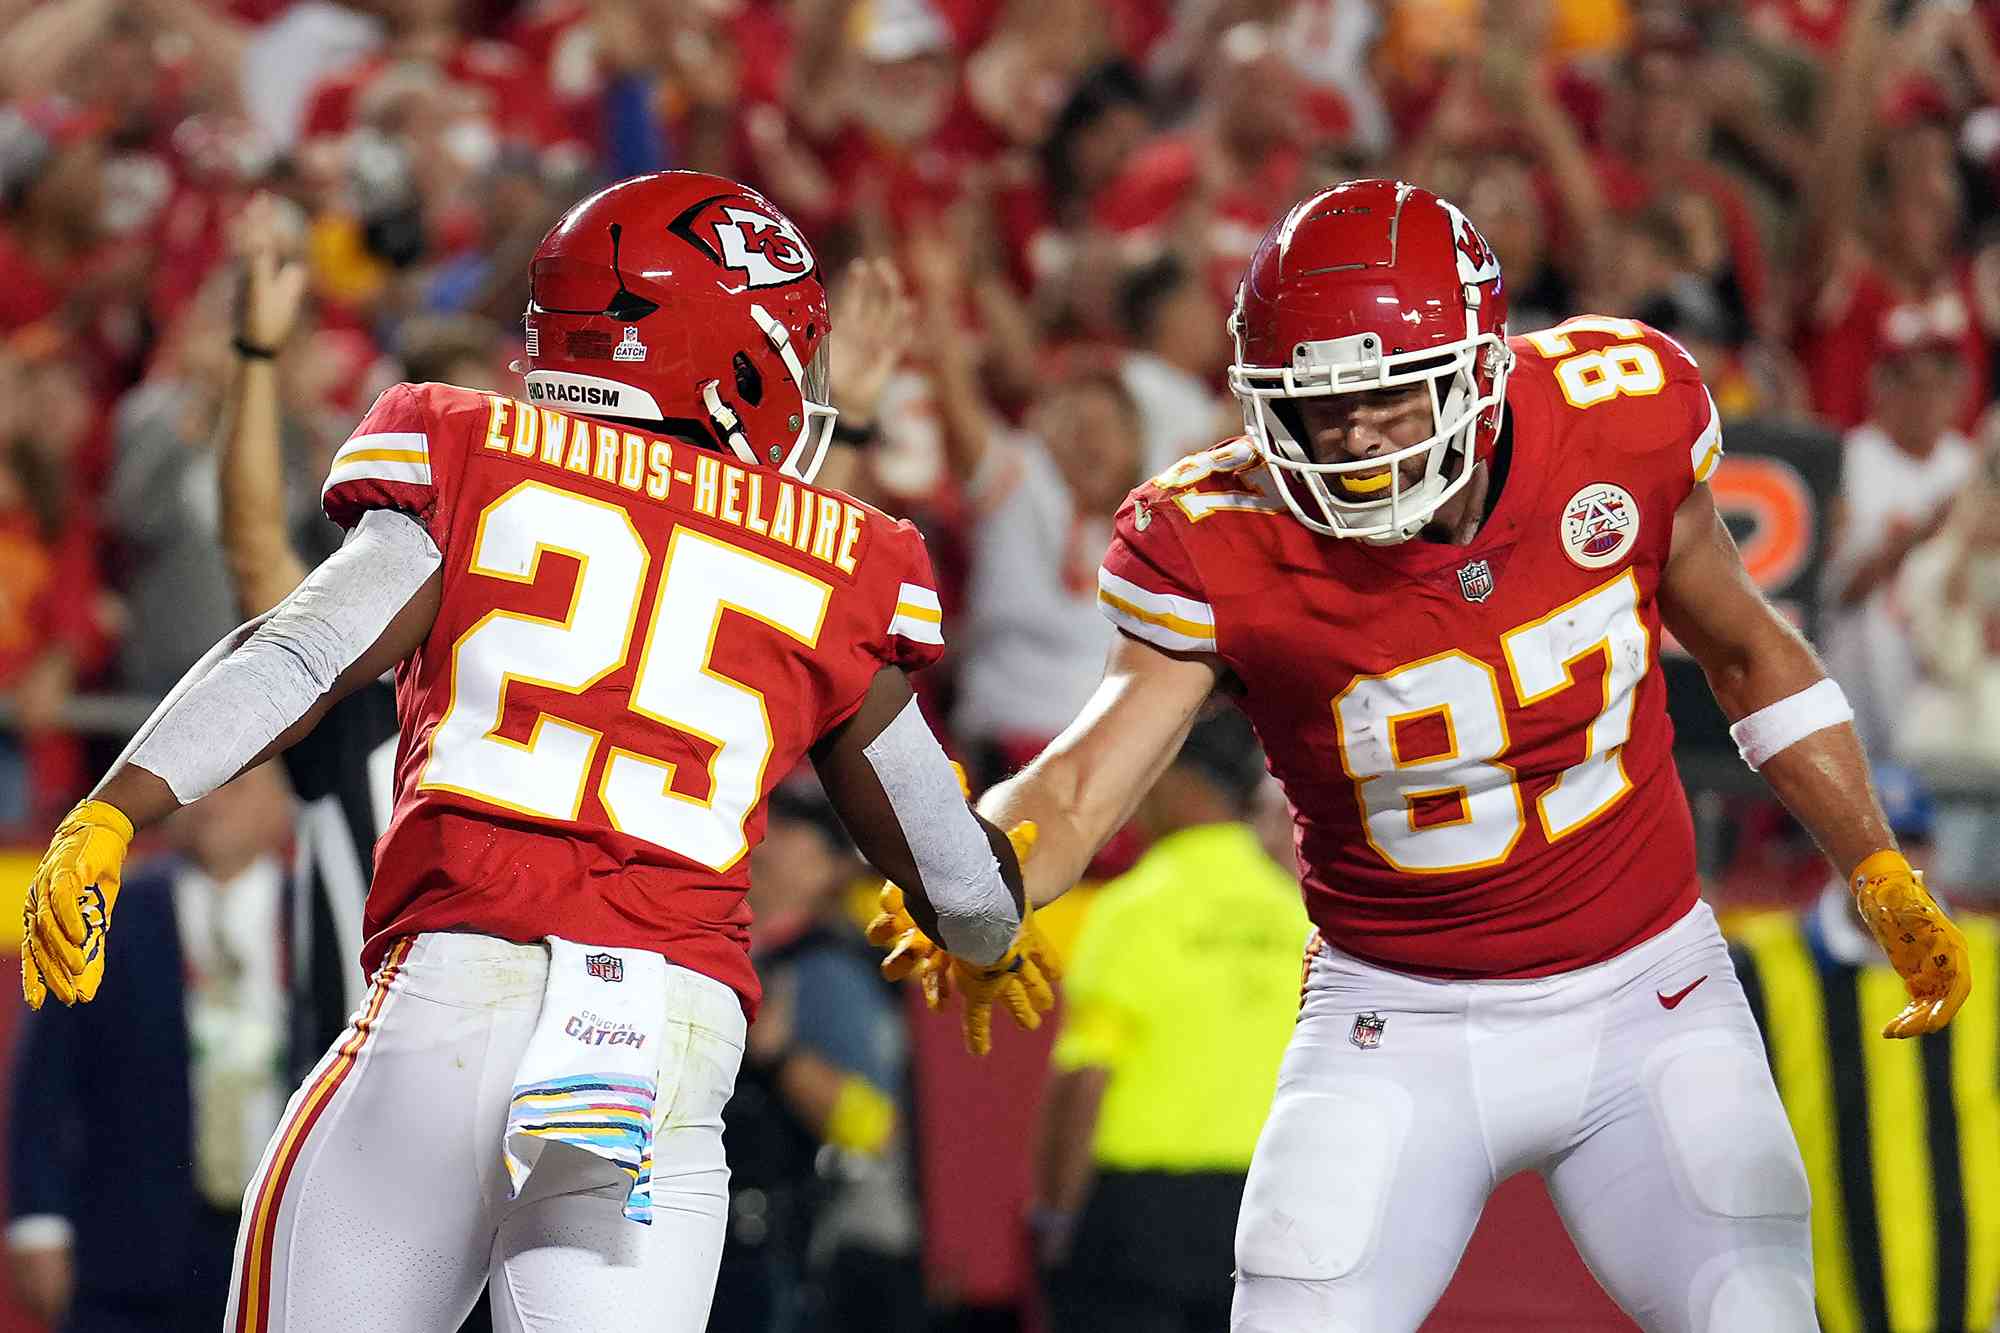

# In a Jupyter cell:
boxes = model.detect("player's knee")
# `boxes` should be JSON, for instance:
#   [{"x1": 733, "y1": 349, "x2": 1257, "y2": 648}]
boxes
[
  {"x1": 1696, "y1": 1250, "x2": 1816, "y2": 1332},
  {"x1": 1646, "y1": 1033, "x2": 1809, "y2": 1220},
  {"x1": 1234, "y1": 1079, "x2": 1412, "y2": 1282},
  {"x1": 1230, "y1": 1273, "x2": 1368, "y2": 1333}
]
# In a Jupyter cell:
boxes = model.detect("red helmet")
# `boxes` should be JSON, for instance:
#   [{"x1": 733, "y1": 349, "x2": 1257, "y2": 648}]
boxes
[
  {"x1": 1228, "y1": 179, "x2": 1513, "y2": 543},
  {"x1": 523, "y1": 171, "x2": 836, "y2": 482}
]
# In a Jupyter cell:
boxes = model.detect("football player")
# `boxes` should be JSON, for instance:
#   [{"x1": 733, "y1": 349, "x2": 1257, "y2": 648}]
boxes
[
  {"x1": 17, "y1": 171, "x2": 1029, "y2": 1333},
  {"x1": 879, "y1": 180, "x2": 1973, "y2": 1332}
]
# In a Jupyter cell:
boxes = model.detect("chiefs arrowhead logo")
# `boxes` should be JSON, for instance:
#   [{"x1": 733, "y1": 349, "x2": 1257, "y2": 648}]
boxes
[
  {"x1": 1438, "y1": 200, "x2": 1500, "y2": 288},
  {"x1": 669, "y1": 193, "x2": 816, "y2": 290}
]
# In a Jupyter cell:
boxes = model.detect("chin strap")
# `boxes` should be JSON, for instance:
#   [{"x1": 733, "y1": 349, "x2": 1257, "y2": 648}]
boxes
[{"x1": 699, "y1": 380, "x2": 760, "y2": 468}]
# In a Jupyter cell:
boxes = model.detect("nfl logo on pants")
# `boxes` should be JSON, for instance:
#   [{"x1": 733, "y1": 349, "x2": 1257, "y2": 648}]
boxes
[
  {"x1": 1350, "y1": 1012, "x2": 1386, "y2": 1050},
  {"x1": 585, "y1": 952, "x2": 624, "y2": 982}
]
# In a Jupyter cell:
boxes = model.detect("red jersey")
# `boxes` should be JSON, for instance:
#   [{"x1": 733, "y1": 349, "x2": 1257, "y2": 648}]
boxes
[
  {"x1": 321, "y1": 382, "x2": 945, "y2": 1011},
  {"x1": 1099, "y1": 318, "x2": 1722, "y2": 979}
]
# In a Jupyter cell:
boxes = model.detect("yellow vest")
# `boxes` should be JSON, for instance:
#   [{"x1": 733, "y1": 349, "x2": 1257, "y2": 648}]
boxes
[{"x1": 1053, "y1": 823, "x2": 1310, "y2": 1172}]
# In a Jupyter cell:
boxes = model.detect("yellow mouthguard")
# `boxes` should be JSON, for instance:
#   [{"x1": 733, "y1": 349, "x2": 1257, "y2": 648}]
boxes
[{"x1": 1338, "y1": 469, "x2": 1394, "y2": 495}]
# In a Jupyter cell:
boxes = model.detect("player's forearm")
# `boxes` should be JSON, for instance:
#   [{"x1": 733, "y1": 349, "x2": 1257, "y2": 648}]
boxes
[
  {"x1": 1701, "y1": 622, "x2": 1893, "y2": 877},
  {"x1": 217, "y1": 357, "x2": 308, "y2": 618},
  {"x1": 92, "y1": 511, "x2": 439, "y2": 829},
  {"x1": 980, "y1": 644, "x2": 1213, "y2": 906},
  {"x1": 980, "y1": 717, "x2": 1191, "y2": 908},
  {"x1": 978, "y1": 764, "x2": 1105, "y2": 908},
  {"x1": 1755, "y1": 724, "x2": 1895, "y2": 879}
]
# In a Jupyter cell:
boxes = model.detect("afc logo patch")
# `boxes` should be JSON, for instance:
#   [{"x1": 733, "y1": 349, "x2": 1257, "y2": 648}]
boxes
[
  {"x1": 669, "y1": 193, "x2": 816, "y2": 289},
  {"x1": 1561, "y1": 482, "x2": 1639, "y2": 570},
  {"x1": 584, "y1": 952, "x2": 624, "y2": 983},
  {"x1": 1350, "y1": 1011, "x2": 1386, "y2": 1050},
  {"x1": 1456, "y1": 558, "x2": 1494, "y2": 603}
]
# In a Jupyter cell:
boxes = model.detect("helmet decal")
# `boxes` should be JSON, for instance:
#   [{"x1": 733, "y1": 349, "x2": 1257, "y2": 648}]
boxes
[
  {"x1": 1438, "y1": 199, "x2": 1500, "y2": 288},
  {"x1": 669, "y1": 194, "x2": 817, "y2": 290}
]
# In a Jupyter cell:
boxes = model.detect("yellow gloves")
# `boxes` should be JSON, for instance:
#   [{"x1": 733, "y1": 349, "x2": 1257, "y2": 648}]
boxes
[
  {"x1": 867, "y1": 821, "x2": 1059, "y2": 1055},
  {"x1": 1851, "y1": 849, "x2": 1972, "y2": 1039},
  {"x1": 21, "y1": 799, "x2": 134, "y2": 1009}
]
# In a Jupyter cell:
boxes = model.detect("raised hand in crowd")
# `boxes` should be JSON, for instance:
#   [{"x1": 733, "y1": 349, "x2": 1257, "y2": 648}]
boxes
[
  {"x1": 828, "y1": 258, "x2": 915, "y2": 438},
  {"x1": 234, "y1": 193, "x2": 310, "y2": 358},
  {"x1": 217, "y1": 191, "x2": 311, "y2": 619}
]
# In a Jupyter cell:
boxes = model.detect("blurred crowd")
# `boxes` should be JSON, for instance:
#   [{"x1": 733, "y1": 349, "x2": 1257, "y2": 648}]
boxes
[
  {"x1": 7, "y1": 0, "x2": 2000, "y2": 1327},
  {"x1": 0, "y1": 0, "x2": 1998, "y2": 840}
]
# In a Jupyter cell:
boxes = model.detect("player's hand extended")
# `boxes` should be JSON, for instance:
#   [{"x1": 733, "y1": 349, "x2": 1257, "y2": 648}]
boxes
[
  {"x1": 21, "y1": 800, "x2": 134, "y2": 1009},
  {"x1": 1851, "y1": 849, "x2": 1972, "y2": 1038},
  {"x1": 866, "y1": 822, "x2": 1058, "y2": 1055}
]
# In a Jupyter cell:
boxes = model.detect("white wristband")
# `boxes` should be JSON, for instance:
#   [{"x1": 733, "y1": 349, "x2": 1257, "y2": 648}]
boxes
[{"x1": 1729, "y1": 678, "x2": 1854, "y2": 771}]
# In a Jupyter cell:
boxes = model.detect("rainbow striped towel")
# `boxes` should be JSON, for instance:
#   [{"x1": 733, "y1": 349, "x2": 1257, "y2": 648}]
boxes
[{"x1": 504, "y1": 939, "x2": 666, "y2": 1224}]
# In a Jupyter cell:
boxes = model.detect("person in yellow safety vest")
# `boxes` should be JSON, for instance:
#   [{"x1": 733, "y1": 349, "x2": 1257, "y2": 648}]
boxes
[{"x1": 1031, "y1": 707, "x2": 1309, "y2": 1333}]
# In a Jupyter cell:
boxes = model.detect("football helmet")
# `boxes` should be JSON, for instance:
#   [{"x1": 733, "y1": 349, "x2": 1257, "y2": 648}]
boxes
[
  {"x1": 1228, "y1": 179, "x2": 1513, "y2": 543},
  {"x1": 523, "y1": 171, "x2": 836, "y2": 482}
]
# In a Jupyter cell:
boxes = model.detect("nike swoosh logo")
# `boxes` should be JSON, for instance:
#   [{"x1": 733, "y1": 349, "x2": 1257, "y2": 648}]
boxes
[{"x1": 1657, "y1": 976, "x2": 1709, "y2": 1010}]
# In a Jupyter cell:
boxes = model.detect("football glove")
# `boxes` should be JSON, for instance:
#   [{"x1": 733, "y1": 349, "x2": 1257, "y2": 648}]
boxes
[
  {"x1": 867, "y1": 821, "x2": 1058, "y2": 1055},
  {"x1": 21, "y1": 800, "x2": 134, "y2": 1009},
  {"x1": 1851, "y1": 849, "x2": 1972, "y2": 1038}
]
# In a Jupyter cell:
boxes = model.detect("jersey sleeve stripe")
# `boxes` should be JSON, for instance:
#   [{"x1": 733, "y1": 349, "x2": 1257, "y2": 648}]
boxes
[
  {"x1": 895, "y1": 582, "x2": 941, "y2": 614},
  {"x1": 334, "y1": 447, "x2": 430, "y2": 466},
  {"x1": 1690, "y1": 389, "x2": 1723, "y2": 483},
  {"x1": 333, "y1": 430, "x2": 429, "y2": 467},
  {"x1": 1097, "y1": 569, "x2": 1215, "y2": 632},
  {"x1": 889, "y1": 609, "x2": 946, "y2": 645},
  {"x1": 890, "y1": 584, "x2": 945, "y2": 643},
  {"x1": 321, "y1": 457, "x2": 434, "y2": 499},
  {"x1": 1099, "y1": 590, "x2": 1215, "y2": 653},
  {"x1": 1097, "y1": 569, "x2": 1217, "y2": 652}
]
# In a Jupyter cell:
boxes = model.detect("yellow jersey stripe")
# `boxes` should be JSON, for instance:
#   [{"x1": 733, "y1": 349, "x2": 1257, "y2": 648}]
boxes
[
  {"x1": 1097, "y1": 588, "x2": 1216, "y2": 641},
  {"x1": 892, "y1": 601, "x2": 943, "y2": 625},
  {"x1": 1693, "y1": 441, "x2": 1722, "y2": 483},
  {"x1": 1858, "y1": 965, "x2": 1935, "y2": 1330},
  {"x1": 333, "y1": 447, "x2": 429, "y2": 466},
  {"x1": 1748, "y1": 921, "x2": 1865, "y2": 1333}
]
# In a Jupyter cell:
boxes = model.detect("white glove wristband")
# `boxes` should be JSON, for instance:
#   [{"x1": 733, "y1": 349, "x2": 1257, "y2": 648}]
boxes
[{"x1": 1729, "y1": 677, "x2": 1854, "y2": 771}]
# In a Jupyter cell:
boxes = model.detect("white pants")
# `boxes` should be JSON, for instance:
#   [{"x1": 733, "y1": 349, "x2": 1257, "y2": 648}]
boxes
[
  {"x1": 225, "y1": 932, "x2": 747, "y2": 1333},
  {"x1": 1232, "y1": 902, "x2": 1817, "y2": 1333}
]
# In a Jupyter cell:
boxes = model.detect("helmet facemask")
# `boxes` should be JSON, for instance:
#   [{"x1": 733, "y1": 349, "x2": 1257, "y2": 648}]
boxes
[{"x1": 1231, "y1": 310, "x2": 1512, "y2": 545}]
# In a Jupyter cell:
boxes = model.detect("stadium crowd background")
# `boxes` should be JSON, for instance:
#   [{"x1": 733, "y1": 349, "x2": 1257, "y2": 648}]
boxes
[{"x1": 2, "y1": 0, "x2": 2000, "y2": 1329}]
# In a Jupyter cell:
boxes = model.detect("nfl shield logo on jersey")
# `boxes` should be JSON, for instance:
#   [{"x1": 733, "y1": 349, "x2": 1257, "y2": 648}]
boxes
[
  {"x1": 1457, "y1": 559, "x2": 1494, "y2": 603},
  {"x1": 584, "y1": 952, "x2": 624, "y2": 983},
  {"x1": 1350, "y1": 1012, "x2": 1387, "y2": 1050}
]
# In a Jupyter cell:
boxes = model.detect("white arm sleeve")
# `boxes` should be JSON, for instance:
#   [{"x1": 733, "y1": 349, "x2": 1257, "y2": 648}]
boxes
[
  {"x1": 862, "y1": 697, "x2": 1021, "y2": 964},
  {"x1": 121, "y1": 509, "x2": 441, "y2": 804}
]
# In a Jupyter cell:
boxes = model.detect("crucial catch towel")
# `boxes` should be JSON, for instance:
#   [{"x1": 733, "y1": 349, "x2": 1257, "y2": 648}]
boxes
[{"x1": 504, "y1": 938, "x2": 666, "y2": 1223}]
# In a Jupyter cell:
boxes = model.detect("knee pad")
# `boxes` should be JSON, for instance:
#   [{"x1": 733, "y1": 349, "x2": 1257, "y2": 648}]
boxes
[
  {"x1": 1230, "y1": 1273, "x2": 1369, "y2": 1333},
  {"x1": 1645, "y1": 1033, "x2": 1809, "y2": 1221},
  {"x1": 1233, "y1": 1077, "x2": 1412, "y2": 1283},
  {"x1": 1698, "y1": 1249, "x2": 1817, "y2": 1332}
]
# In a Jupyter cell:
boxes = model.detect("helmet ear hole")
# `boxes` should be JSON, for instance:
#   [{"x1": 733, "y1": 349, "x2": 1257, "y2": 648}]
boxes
[{"x1": 732, "y1": 351, "x2": 764, "y2": 406}]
